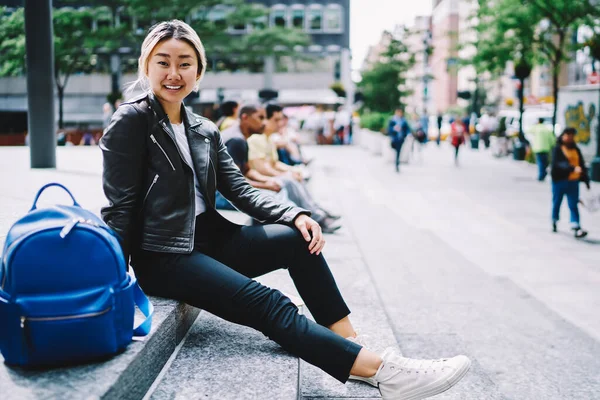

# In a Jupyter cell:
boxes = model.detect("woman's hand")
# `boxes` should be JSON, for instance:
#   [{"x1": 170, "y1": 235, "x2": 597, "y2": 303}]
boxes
[{"x1": 294, "y1": 214, "x2": 325, "y2": 255}]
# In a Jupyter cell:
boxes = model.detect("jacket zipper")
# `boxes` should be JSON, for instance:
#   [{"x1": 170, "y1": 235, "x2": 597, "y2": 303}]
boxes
[
  {"x1": 150, "y1": 134, "x2": 176, "y2": 171},
  {"x1": 161, "y1": 121, "x2": 196, "y2": 251},
  {"x1": 142, "y1": 174, "x2": 159, "y2": 208}
]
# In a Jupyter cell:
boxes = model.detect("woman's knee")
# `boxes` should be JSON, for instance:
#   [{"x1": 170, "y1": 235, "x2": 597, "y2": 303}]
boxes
[{"x1": 231, "y1": 280, "x2": 300, "y2": 333}]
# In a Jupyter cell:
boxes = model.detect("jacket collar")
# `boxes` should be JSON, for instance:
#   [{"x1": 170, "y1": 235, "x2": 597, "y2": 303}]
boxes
[{"x1": 146, "y1": 91, "x2": 203, "y2": 131}]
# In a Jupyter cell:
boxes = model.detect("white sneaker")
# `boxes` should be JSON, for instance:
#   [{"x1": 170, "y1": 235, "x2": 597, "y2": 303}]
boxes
[
  {"x1": 375, "y1": 349, "x2": 471, "y2": 400},
  {"x1": 347, "y1": 335, "x2": 400, "y2": 387}
]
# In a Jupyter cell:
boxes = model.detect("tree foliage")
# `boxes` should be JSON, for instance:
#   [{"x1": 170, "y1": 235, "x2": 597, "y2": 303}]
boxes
[
  {"x1": 0, "y1": 1, "x2": 311, "y2": 127},
  {"x1": 358, "y1": 32, "x2": 415, "y2": 114},
  {"x1": 523, "y1": 0, "x2": 600, "y2": 126}
]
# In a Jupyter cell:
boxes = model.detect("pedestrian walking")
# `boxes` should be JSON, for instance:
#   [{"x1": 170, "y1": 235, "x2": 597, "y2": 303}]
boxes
[
  {"x1": 550, "y1": 128, "x2": 591, "y2": 238},
  {"x1": 436, "y1": 113, "x2": 443, "y2": 146},
  {"x1": 100, "y1": 20, "x2": 470, "y2": 399},
  {"x1": 450, "y1": 117, "x2": 467, "y2": 166},
  {"x1": 530, "y1": 118, "x2": 556, "y2": 181},
  {"x1": 388, "y1": 108, "x2": 411, "y2": 173}
]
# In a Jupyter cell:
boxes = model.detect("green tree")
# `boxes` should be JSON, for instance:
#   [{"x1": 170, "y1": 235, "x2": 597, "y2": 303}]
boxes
[
  {"x1": 523, "y1": 0, "x2": 600, "y2": 127},
  {"x1": 498, "y1": 0, "x2": 539, "y2": 141},
  {"x1": 468, "y1": 0, "x2": 539, "y2": 141},
  {"x1": 125, "y1": 0, "x2": 309, "y2": 70},
  {"x1": 0, "y1": 7, "x2": 98, "y2": 129},
  {"x1": 466, "y1": 0, "x2": 512, "y2": 114},
  {"x1": 0, "y1": 1, "x2": 310, "y2": 128},
  {"x1": 358, "y1": 31, "x2": 415, "y2": 113}
]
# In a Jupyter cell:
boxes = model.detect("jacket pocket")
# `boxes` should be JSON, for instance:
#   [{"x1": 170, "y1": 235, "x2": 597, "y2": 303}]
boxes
[
  {"x1": 142, "y1": 173, "x2": 159, "y2": 209},
  {"x1": 150, "y1": 134, "x2": 176, "y2": 171}
]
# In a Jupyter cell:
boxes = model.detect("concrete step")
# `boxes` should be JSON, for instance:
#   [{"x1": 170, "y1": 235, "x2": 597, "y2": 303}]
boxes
[
  {"x1": 147, "y1": 311, "x2": 299, "y2": 400},
  {"x1": 146, "y1": 281, "x2": 305, "y2": 400},
  {"x1": 297, "y1": 232, "x2": 393, "y2": 400},
  {"x1": 0, "y1": 298, "x2": 199, "y2": 400},
  {"x1": 145, "y1": 233, "x2": 398, "y2": 400}
]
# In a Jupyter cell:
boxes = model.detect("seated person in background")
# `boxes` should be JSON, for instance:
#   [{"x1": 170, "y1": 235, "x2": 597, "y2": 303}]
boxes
[
  {"x1": 216, "y1": 100, "x2": 239, "y2": 131},
  {"x1": 247, "y1": 104, "x2": 310, "y2": 180},
  {"x1": 272, "y1": 114, "x2": 312, "y2": 166},
  {"x1": 222, "y1": 104, "x2": 341, "y2": 233},
  {"x1": 79, "y1": 126, "x2": 96, "y2": 146}
]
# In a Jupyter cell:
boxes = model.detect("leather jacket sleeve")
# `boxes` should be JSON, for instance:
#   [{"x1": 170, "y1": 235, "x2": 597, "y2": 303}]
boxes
[
  {"x1": 211, "y1": 125, "x2": 309, "y2": 225},
  {"x1": 99, "y1": 104, "x2": 147, "y2": 261}
]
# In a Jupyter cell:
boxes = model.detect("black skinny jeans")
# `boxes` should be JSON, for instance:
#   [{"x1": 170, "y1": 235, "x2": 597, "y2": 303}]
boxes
[{"x1": 133, "y1": 211, "x2": 362, "y2": 382}]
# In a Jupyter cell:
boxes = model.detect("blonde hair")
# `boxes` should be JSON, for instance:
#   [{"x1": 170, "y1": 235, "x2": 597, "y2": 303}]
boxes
[{"x1": 126, "y1": 20, "x2": 207, "y2": 95}]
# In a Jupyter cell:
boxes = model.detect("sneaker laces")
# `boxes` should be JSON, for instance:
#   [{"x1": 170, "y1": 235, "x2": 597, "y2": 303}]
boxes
[{"x1": 389, "y1": 355, "x2": 448, "y2": 373}]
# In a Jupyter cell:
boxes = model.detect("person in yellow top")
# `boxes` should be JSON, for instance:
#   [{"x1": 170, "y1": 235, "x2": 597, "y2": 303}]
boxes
[
  {"x1": 216, "y1": 100, "x2": 239, "y2": 131},
  {"x1": 529, "y1": 118, "x2": 556, "y2": 181},
  {"x1": 550, "y1": 128, "x2": 591, "y2": 238},
  {"x1": 248, "y1": 103, "x2": 342, "y2": 232}
]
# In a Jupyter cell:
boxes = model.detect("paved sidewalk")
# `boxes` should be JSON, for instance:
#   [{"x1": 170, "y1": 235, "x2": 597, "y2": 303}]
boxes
[
  {"x1": 305, "y1": 141, "x2": 600, "y2": 400},
  {"x1": 2, "y1": 144, "x2": 600, "y2": 399}
]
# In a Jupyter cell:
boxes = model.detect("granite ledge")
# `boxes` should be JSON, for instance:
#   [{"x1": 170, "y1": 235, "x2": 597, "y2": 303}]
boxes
[{"x1": 0, "y1": 298, "x2": 200, "y2": 400}]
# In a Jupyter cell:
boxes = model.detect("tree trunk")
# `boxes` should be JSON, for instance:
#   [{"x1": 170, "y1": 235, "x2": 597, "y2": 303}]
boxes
[
  {"x1": 551, "y1": 63, "x2": 559, "y2": 130},
  {"x1": 551, "y1": 33, "x2": 565, "y2": 130},
  {"x1": 496, "y1": 77, "x2": 503, "y2": 111},
  {"x1": 518, "y1": 77, "x2": 525, "y2": 142}
]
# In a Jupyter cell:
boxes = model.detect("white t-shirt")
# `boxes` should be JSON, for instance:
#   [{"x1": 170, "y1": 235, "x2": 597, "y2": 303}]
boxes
[{"x1": 172, "y1": 123, "x2": 206, "y2": 216}]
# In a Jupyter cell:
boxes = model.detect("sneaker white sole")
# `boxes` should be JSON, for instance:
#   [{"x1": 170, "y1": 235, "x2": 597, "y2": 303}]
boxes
[
  {"x1": 385, "y1": 355, "x2": 471, "y2": 400},
  {"x1": 348, "y1": 375, "x2": 378, "y2": 387}
]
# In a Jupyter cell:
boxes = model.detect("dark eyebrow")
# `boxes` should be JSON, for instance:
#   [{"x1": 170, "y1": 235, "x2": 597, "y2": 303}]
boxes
[{"x1": 154, "y1": 53, "x2": 194, "y2": 59}]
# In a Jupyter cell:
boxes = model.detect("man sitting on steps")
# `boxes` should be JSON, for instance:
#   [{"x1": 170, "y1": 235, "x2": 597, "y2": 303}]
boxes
[{"x1": 221, "y1": 104, "x2": 341, "y2": 234}]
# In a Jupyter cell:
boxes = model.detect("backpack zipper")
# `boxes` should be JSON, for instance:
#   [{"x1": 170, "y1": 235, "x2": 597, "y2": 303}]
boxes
[
  {"x1": 21, "y1": 306, "x2": 112, "y2": 348},
  {"x1": 2, "y1": 226, "x2": 122, "y2": 291},
  {"x1": 60, "y1": 218, "x2": 101, "y2": 239},
  {"x1": 21, "y1": 306, "x2": 112, "y2": 327},
  {"x1": 150, "y1": 134, "x2": 176, "y2": 171}
]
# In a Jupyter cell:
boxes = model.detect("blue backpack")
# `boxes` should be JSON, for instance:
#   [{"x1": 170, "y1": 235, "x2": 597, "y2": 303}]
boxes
[{"x1": 0, "y1": 183, "x2": 153, "y2": 367}]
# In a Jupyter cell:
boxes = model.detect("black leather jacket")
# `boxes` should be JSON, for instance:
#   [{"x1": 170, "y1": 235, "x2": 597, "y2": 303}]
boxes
[{"x1": 100, "y1": 92, "x2": 308, "y2": 261}]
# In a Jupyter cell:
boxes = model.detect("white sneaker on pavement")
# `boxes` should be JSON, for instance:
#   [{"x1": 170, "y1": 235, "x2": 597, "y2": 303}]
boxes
[
  {"x1": 375, "y1": 349, "x2": 471, "y2": 400},
  {"x1": 346, "y1": 335, "x2": 400, "y2": 387}
]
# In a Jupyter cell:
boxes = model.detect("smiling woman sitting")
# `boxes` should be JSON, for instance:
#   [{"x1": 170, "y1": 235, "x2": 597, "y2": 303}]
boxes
[{"x1": 99, "y1": 20, "x2": 471, "y2": 400}]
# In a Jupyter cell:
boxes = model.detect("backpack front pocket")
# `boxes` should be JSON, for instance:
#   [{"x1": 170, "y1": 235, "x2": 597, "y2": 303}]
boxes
[{"x1": 15, "y1": 287, "x2": 118, "y2": 366}]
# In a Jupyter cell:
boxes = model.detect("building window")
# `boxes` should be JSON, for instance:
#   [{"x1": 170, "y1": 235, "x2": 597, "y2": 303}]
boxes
[
  {"x1": 271, "y1": 6, "x2": 287, "y2": 28},
  {"x1": 308, "y1": 6, "x2": 323, "y2": 32},
  {"x1": 207, "y1": 6, "x2": 227, "y2": 30},
  {"x1": 291, "y1": 7, "x2": 304, "y2": 29},
  {"x1": 324, "y1": 5, "x2": 342, "y2": 32},
  {"x1": 116, "y1": 7, "x2": 132, "y2": 29},
  {"x1": 231, "y1": 21, "x2": 248, "y2": 33},
  {"x1": 94, "y1": 7, "x2": 112, "y2": 30},
  {"x1": 253, "y1": 14, "x2": 268, "y2": 30}
]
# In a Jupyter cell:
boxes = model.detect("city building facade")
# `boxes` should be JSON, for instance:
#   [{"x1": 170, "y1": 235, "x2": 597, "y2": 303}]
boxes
[
  {"x1": 431, "y1": 0, "x2": 459, "y2": 114},
  {"x1": 0, "y1": 0, "x2": 351, "y2": 132},
  {"x1": 404, "y1": 16, "x2": 433, "y2": 117}
]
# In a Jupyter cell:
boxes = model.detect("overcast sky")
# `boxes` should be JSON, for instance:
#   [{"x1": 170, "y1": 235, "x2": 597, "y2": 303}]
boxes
[{"x1": 350, "y1": 0, "x2": 433, "y2": 71}]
